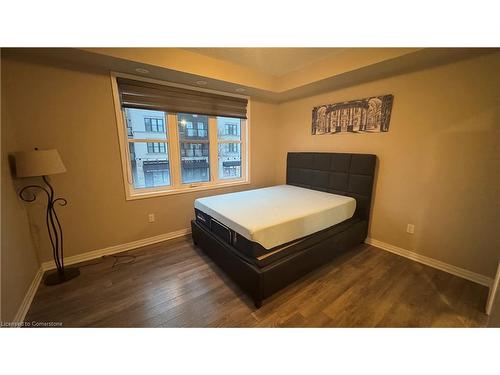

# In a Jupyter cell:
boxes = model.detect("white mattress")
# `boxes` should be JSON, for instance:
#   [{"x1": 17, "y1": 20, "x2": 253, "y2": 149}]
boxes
[{"x1": 194, "y1": 185, "x2": 356, "y2": 249}]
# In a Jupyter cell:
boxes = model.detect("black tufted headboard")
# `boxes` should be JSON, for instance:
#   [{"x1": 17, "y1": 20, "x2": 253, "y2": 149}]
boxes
[{"x1": 286, "y1": 152, "x2": 377, "y2": 220}]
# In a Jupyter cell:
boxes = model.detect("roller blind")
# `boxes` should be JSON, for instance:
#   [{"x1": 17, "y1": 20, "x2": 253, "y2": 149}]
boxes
[{"x1": 116, "y1": 77, "x2": 248, "y2": 119}]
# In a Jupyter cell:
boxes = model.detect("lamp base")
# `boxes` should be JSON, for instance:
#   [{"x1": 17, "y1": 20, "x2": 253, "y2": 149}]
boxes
[{"x1": 44, "y1": 267, "x2": 80, "y2": 286}]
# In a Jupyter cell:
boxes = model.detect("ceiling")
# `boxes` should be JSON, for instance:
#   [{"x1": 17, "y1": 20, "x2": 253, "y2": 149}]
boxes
[
  {"x1": 3, "y1": 48, "x2": 497, "y2": 103},
  {"x1": 185, "y1": 48, "x2": 343, "y2": 77}
]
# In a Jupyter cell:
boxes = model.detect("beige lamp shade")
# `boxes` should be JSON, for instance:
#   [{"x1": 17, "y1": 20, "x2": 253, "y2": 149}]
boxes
[{"x1": 15, "y1": 149, "x2": 67, "y2": 177}]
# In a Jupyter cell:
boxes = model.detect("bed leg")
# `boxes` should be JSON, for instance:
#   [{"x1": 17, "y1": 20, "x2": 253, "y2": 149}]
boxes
[{"x1": 254, "y1": 300, "x2": 263, "y2": 309}]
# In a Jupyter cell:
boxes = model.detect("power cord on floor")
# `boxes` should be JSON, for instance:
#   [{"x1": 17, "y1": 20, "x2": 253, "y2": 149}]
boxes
[
  {"x1": 106, "y1": 254, "x2": 136, "y2": 267},
  {"x1": 77, "y1": 253, "x2": 138, "y2": 271}
]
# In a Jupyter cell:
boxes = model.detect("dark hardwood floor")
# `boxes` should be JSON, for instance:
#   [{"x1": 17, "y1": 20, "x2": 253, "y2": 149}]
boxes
[{"x1": 26, "y1": 236, "x2": 489, "y2": 327}]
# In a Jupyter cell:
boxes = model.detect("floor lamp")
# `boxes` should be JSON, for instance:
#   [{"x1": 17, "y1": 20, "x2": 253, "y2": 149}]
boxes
[{"x1": 15, "y1": 148, "x2": 80, "y2": 286}]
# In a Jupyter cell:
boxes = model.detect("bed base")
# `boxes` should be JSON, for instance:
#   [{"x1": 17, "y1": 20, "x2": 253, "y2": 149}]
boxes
[
  {"x1": 192, "y1": 151, "x2": 376, "y2": 308},
  {"x1": 191, "y1": 219, "x2": 368, "y2": 308}
]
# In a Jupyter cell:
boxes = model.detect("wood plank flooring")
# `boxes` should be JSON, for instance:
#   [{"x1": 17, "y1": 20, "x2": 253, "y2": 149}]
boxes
[{"x1": 25, "y1": 237, "x2": 489, "y2": 327}]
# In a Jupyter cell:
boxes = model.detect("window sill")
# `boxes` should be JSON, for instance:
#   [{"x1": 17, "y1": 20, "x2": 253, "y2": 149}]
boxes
[{"x1": 125, "y1": 179, "x2": 251, "y2": 200}]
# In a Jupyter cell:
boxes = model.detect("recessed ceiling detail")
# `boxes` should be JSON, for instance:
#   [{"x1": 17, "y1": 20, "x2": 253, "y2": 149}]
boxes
[
  {"x1": 185, "y1": 48, "x2": 343, "y2": 77},
  {"x1": 4, "y1": 48, "x2": 497, "y2": 104}
]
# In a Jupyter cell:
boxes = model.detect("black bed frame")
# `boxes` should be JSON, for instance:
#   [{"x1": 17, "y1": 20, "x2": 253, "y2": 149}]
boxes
[{"x1": 191, "y1": 152, "x2": 377, "y2": 308}]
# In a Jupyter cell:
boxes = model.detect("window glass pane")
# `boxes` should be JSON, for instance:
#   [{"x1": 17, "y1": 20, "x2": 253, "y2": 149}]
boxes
[
  {"x1": 217, "y1": 117, "x2": 241, "y2": 141},
  {"x1": 128, "y1": 142, "x2": 170, "y2": 188},
  {"x1": 218, "y1": 142, "x2": 241, "y2": 180},
  {"x1": 178, "y1": 113, "x2": 210, "y2": 184},
  {"x1": 178, "y1": 113, "x2": 208, "y2": 141},
  {"x1": 124, "y1": 108, "x2": 167, "y2": 140},
  {"x1": 179, "y1": 142, "x2": 210, "y2": 183}
]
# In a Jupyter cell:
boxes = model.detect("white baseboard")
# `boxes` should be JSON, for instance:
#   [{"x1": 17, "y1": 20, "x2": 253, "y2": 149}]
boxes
[
  {"x1": 13, "y1": 267, "x2": 43, "y2": 325},
  {"x1": 365, "y1": 237, "x2": 493, "y2": 288},
  {"x1": 486, "y1": 262, "x2": 500, "y2": 315},
  {"x1": 11, "y1": 228, "x2": 191, "y2": 326},
  {"x1": 41, "y1": 228, "x2": 191, "y2": 271}
]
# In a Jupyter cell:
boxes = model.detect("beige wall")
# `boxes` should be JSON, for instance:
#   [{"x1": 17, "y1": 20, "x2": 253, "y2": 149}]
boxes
[
  {"x1": 275, "y1": 52, "x2": 500, "y2": 278},
  {"x1": 1, "y1": 59, "x2": 41, "y2": 320},
  {"x1": 1, "y1": 56, "x2": 279, "y2": 264}
]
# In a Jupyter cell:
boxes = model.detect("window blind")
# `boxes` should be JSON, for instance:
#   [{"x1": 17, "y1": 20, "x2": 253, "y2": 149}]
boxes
[{"x1": 117, "y1": 77, "x2": 248, "y2": 119}]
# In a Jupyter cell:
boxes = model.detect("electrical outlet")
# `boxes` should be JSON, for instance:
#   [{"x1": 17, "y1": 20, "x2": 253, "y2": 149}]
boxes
[
  {"x1": 406, "y1": 224, "x2": 415, "y2": 234},
  {"x1": 148, "y1": 213, "x2": 155, "y2": 223}
]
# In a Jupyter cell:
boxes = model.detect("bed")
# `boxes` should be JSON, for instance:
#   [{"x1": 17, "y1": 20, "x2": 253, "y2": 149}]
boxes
[{"x1": 191, "y1": 152, "x2": 377, "y2": 307}]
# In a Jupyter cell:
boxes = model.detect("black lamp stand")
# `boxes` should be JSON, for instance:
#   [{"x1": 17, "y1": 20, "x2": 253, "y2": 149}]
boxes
[{"x1": 19, "y1": 175, "x2": 80, "y2": 285}]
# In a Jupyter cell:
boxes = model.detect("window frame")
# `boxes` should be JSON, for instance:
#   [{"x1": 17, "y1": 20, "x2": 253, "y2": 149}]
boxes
[{"x1": 111, "y1": 72, "x2": 250, "y2": 200}]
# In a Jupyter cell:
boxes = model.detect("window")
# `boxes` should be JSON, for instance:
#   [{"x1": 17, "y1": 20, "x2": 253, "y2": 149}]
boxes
[
  {"x1": 112, "y1": 74, "x2": 249, "y2": 199},
  {"x1": 147, "y1": 142, "x2": 166, "y2": 153},
  {"x1": 144, "y1": 161, "x2": 169, "y2": 186},
  {"x1": 126, "y1": 118, "x2": 133, "y2": 137},
  {"x1": 144, "y1": 117, "x2": 165, "y2": 132},
  {"x1": 225, "y1": 123, "x2": 239, "y2": 136}
]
